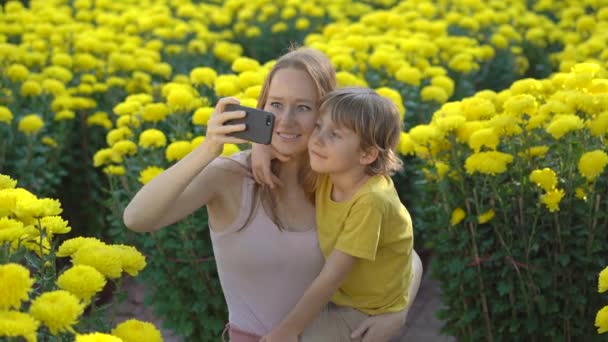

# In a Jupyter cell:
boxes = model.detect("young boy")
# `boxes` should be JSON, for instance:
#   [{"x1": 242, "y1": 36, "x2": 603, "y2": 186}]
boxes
[{"x1": 262, "y1": 87, "x2": 414, "y2": 342}]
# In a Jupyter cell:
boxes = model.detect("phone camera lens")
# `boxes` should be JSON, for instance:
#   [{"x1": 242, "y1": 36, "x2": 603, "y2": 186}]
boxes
[{"x1": 266, "y1": 118, "x2": 271, "y2": 126}]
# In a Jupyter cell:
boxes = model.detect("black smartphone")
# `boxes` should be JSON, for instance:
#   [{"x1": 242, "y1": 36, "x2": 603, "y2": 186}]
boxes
[{"x1": 224, "y1": 104, "x2": 275, "y2": 145}]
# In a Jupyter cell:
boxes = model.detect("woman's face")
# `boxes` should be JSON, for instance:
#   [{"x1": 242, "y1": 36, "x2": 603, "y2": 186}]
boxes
[{"x1": 263, "y1": 68, "x2": 319, "y2": 158}]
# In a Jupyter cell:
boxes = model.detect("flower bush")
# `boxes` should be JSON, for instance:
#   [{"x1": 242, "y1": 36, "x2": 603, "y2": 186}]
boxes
[
  {"x1": 404, "y1": 62, "x2": 608, "y2": 340},
  {"x1": 0, "y1": 173, "x2": 159, "y2": 341},
  {"x1": 597, "y1": 264, "x2": 608, "y2": 334}
]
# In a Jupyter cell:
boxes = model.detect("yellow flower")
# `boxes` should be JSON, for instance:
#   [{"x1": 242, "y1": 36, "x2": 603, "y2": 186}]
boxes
[
  {"x1": 56, "y1": 237, "x2": 105, "y2": 257},
  {"x1": 575, "y1": 187, "x2": 587, "y2": 201},
  {"x1": 18, "y1": 114, "x2": 44, "y2": 136},
  {"x1": 587, "y1": 112, "x2": 608, "y2": 137},
  {"x1": 395, "y1": 66, "x2": 422, "y2": 86},
  {"x1": 93, "y1": 148, "x2": 122, "y2": 168},
  {"x1": 595, "y1": 305, "x2": 608, "y2": 334},
  {"x1": 87, "y1": 112, "x2": 113, "y2": 130},
  {"x1": 30, "y1": 290, "x2": 84, "y2": 335},
  {"x1": 14, "y1": 197, "x2": 62, "y2": 219},
  {"x1": 468, "y1": 128, "x2": 499, "y2": 152},
  {"x1": 461, "y1": 98, "x2": 495, "y2": 120},
  {"x1": 76, "y1": 332, "x2": 124, "y2": 342},
  {"x1": 375, "y1": 87, "x2": 405, "y2": 119},
  {"x1": 222, "y1": 144, "x2": 240, "y2": 156},
  {"x1": 116, "y1": 115, "x2": 140, "y2": 129},
  {"x1": 540, "y1": 188, "x2": 565, "y2": 212},
  {"x1": 0, "y1": 263, "x2": 34, "y2": 310},
  {"x1": 138, "y1": 129, "x2": 167, "y2": 149},
  {"x1": 113, "y1": 245, "x2": 146, "y2": 276},
  {"x1": 103, "y1": 165, "x2": 126, "y2": 176},
  {"x1": 56, "y1": 265, "x2": 107, "y2": 303},
  {"x1": 231, "y1": 57, "x2": 261, "y2": 73},
  {"x1": 503, "y1": 94, "x2": 538, "y2": 116},
  {"x1": 112, "y1": 319, "x2": 162, "y2": 342},
  {"x1": 520, "y1": 146, "x2": 549, "y2": 158},
  {"x1": 167, "y1": 88, "x2": 195, "y2": 111},
  {"x1": 72, "y1": 243, "x2": 123, "y2": 279},
  {"x1": 529, "y1": 168, "x2": 557, "y2": 192},
  {"x1": 138, "y1": 166, "x2": 165, "y2": 185},
  {"x1": 0, "y1": 310, "x2": 39, "y2": 342},
  {"x1": 6, "y1": 64, "x2": 29, "y2": 82},
  {"x1": 54, "y1": 109, "x2": 75, "y2": 121},
  {"x1": 106, "y1": 128, "x2": 133, "y2": 146},
  {"x1": 0, "y1": 106, "x2": 13, "y2": 123},
  {"x1": 190, "y1": 67, "x2": 217, "y2": 87},
  {"x1": 421, "y1": 85, "x2": 449, "y2": 104},
  {"x1": 166, "y1": 141, "x2": 193, "y2": 162},
  {"x1": 450, "y1": 208, "x2": 465, "y2": 226},
  {"x1": 465, "y1": 151, "x2": 514, "y2": 175},
  {"x1": 546, "y1": 114, "x2": 584, "y2": 139},
  {"x1": 42, "y1": 136, "x2": 58, "y2": 148},
  {"x1": 477, "y1": 210, "x2": 495, "y2": 224},
  {"x1": 215, "y1": 80, "x2": 239, "y2": 97},
  {"x1": 113, "y1": 102, "x2": 140, "y2": 117},
  {"x1": 20, "y1": 80, "x2": 42, "y2": 97},
  {"x1": 398, "y1": 132, "x2": 415, "y2": 156},
  {"x1": 578, "y1": 150, "x2": 608, "y2": 182},
  {"x1": 112, "y1": 140, "x2": 137, "y2": 159},
  {"x1": 0, "y1": 174, "x2": 17, "y2": 190},
  {"x1": 271, "y1": 22, "x2": 288, "y2": 33},
  {"x1": 40, "y1": 215, "x2": 71, "y2": 236},
  {"x1": 431, "y1": 76, "x2": 455, "y2": 98},
  {"x1": 409, "y1": 125, "x2": 439, "y2": 146},
  {"x1": 599, "y1": 266, "x2": 608, "y2": 293},
  {"x1": 295, "y1": 18, "x2": 310, "y2": 30},
  {"x1": 142, "y1": 103, "x2": 170, "y2": 123}
]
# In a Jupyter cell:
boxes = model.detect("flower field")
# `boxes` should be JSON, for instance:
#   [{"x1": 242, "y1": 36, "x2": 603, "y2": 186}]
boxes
[{"x1": 1, "y1": 0, "x2": 608, "y2": 340}]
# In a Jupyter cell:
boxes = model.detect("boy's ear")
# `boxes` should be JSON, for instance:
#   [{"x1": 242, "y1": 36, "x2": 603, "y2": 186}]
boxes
[{"x1": 359, "y1": 147, "x2": 379, "y2": 166}]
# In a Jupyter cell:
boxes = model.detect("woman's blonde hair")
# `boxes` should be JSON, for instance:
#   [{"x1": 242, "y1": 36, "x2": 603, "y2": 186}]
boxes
[
  {"x1": 319, "y1": 87, "x2": 403, "y2": 176},
  {"x1": 245, "y1": 46, "x2": 336, "y2": 231}
]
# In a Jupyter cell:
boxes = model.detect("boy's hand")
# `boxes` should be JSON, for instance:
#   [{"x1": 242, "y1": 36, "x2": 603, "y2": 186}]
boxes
[
  {"x1": 260, "y1": 328, "x2": 298, "y2": 342},
  {"x1": 251, "y1": 143, "x2": 289, "y2": 189}
]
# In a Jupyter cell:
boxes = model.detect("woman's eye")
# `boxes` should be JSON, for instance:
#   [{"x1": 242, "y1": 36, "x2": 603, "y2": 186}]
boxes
[
  {"x1": 298, "y1": 105, "x2": 311, "y2": 111},
  {"x1": 270, "y1": 102, "x2": 282, "y2": 109}
]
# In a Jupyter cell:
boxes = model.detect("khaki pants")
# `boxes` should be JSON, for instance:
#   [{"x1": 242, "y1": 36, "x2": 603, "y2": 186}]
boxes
[{"x1": 300, "y1": 303, "x2": 369, "y2": 342}]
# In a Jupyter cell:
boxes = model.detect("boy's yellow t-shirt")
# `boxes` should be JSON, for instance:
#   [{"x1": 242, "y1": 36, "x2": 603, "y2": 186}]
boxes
[{"x1": 316, "y1": 174, "x2": 413, "y2": 315}]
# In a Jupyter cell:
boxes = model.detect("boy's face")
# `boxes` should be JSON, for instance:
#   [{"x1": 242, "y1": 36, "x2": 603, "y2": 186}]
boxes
[{"x1": 308, "y1": 113, "x2": 370, "y2": 175}]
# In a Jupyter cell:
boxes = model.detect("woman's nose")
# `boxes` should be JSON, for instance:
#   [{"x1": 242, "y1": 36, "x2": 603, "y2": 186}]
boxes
[{"x1": 277, "y1": 107, "x2": 295, "y2": 126}]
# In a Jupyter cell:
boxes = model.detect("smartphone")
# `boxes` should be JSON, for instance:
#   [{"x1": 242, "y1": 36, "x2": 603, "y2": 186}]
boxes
[{"x1": 224, "y1": 104, "x2": 275, "y2": 145}]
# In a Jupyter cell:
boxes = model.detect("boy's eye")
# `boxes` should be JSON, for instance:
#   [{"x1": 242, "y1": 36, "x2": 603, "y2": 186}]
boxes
[{"x1": 330, "y1": 131, "x2": 340, "y2": 138}]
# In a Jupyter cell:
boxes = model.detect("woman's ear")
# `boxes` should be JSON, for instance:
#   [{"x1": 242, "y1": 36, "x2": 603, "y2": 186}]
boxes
[{"x1": 359, "y1": 147, "x2": 379, "y2": 166}]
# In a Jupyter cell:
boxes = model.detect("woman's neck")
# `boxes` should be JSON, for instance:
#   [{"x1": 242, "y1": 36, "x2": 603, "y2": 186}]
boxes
[{"x1": 277, "y1": 152, "x2": 307, "y2": 187}]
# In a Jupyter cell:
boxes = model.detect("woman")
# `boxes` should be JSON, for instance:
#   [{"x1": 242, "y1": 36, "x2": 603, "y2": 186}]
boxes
[{"x1": 123, "y1": 47, "x2": 422, "y2": 342}]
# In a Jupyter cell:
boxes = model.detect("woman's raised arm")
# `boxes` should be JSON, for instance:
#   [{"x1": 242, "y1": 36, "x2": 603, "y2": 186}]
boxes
[{"x1": 123, "y1": 97, "x2": 248, "y2": 233}]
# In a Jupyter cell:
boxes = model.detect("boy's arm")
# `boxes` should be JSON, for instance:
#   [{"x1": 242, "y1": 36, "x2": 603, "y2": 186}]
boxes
[{"x1": 261, "y1": 249, "x2": 356, "y2": 341}]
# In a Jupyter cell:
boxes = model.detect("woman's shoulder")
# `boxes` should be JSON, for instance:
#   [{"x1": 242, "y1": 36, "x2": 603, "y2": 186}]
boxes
[{"x1": 209, "y1": 150, "x2": 253, "y2": 176}]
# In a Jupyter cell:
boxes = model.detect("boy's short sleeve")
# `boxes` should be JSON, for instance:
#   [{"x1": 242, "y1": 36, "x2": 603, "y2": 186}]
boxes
[{"x1": 335, "y1": 197, "x2": 383, "y2": 261}]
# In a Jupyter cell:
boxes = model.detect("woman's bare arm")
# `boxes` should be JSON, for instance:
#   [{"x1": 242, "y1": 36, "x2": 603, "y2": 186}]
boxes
[{"x1": 123, "y1": 97, "x2": 248, "y2": 233}]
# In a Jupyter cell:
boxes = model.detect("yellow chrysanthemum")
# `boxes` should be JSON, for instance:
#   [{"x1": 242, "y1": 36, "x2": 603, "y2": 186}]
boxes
[
  {"x1": 231, "y1": 57, "x2": 261, "y2": 73},
  {"x1": 398, "y1": 132, "x2": 415, "y2": 156},
  {"x1": 113, "y1": 102, "x2": 140, "y2": 117},
  {"x1": 421, "y1": 85, "x2": 449, "y2": 104},
  {"x1": 0, "y1": 310, "x2": 39, "y2": 342},
  {"x1": 578, "y1": 150, "x2": 608, "y2": 182},
  {"x1": 142, "y1": 103, "x2": 170, "y2": 123},
  {"x1": 112, "y1": 140, "x2": 138, "y2": 158},
  {"x1": 468, "y1": 128, "x2": 499, "y2": 152},
  {"x1": 103, "y1": 165, "x2": 126, "y2": 176},
  {"x1": 575, "y1": 187, "x2": 587, "y2": 201},
  {"x1": 529, "y1": 168, "x2": 558, "y2": 192},
  {"x1": 450, "y1": 208, "x2": 465, "y2": 226},
  {"x1": 520, "y1": 146, "x2": 549, "y2": 158},
  {"x1": 0, "y1": 106, "x2": 13, "y2": 123},
  {"x1": 57, "y1": 265, "x2": 107, "y2": 302},
  {"x1": 464, "y1": 152, "x2": 514, "y2": 175},
  {"x1": 71, "y1": 243, "x2": 123, "y2": 279},
  {"x1": 222, "y1": 144, "x2": 240, "y2": 156},
  {"x1": 190, "y1": 67, "x2": 217, "y2": 87},
  {"x1": 595, "y1": 306, "x2": 608, "y2": 334},
  {"x1": 113, "y1": 245, "x2": 146, "y2": 276},
  {"x1": 76, "y1": 332, "x2": 124, "y2": 342},
  {"x1": 599, "y1": 266, "x2": 608, "y2": 293},
  {"x1": 545, "y1": 114, "x2": 584, "y2": 139},
  {"x1": 87, "y1": 112, "x2": 113, "y2": 130},
  {"x1": 375, "y1": 87, "x2": 405, "y2": 119},
  {"x1": 503, "y1": 94, "x2": 538, "y2": 116},
  {"x1": 478, "y1": 210, "x2": 495, "y2": 224},
  {"x1": 138, "y1": 166, "x2": 165, "y2": 185},
  {"x1": 192, "y1": 107, "x2": 214, "y2": 126},
  {"x1": 112, "y1": 319, "x2": 162, "y2": 342},
  {"x1": 106, "y1": 128, "x2": 134, "y2": 146},
  {"x1": 540, "y1": 188, "x2": 565, "y2": 212},
  {"x1": 0, "y1": 174, "x2": 17, "y2": 190},
  {"x1": 40, "y1": 215, "x2": 71, "y2": 237},
  {"x1": 139, "y1": 129, "x2": 167, "y2": 149},
  {"x1": 56, "y1": 237, "x2": 105, "y2": 257},
  {"x1": 408, "y1": 125, "x2": 439, "y2": 146},
  {"x1": 13, "y1": 197, "x2": 62, "y2": 220},
  {"x1": 29, "y1": 290, "x2": 84, "y2": 335},
  {"x1": 167, "y1": 88, "x2": 195, "y2": 111},
  {"x1": 6, "y1": 63, "x2": 29, "y2": 82},
  {"x1": 165, "y1": 141, "x2": 193, "y2": 162},
  {"x1": 0, "y1": 263, "x2": 34, "y2": 310},
  {"x1": 587, "y1": 112, "x2": 608, "y2": 137},
  {"x1": 18, "y1": 114, "x2": 44, "y2": 136}
]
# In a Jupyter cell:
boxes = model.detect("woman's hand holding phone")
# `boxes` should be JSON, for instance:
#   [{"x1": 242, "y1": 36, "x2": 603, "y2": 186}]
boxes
[{"x1": 203, "y1": 97, "x2": 249, "y2": 157}]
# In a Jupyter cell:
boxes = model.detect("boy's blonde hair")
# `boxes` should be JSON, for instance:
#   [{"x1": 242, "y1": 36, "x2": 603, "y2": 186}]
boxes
[{"x1": 319, "y1": 87, "x2": 403, "y2": 176}]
